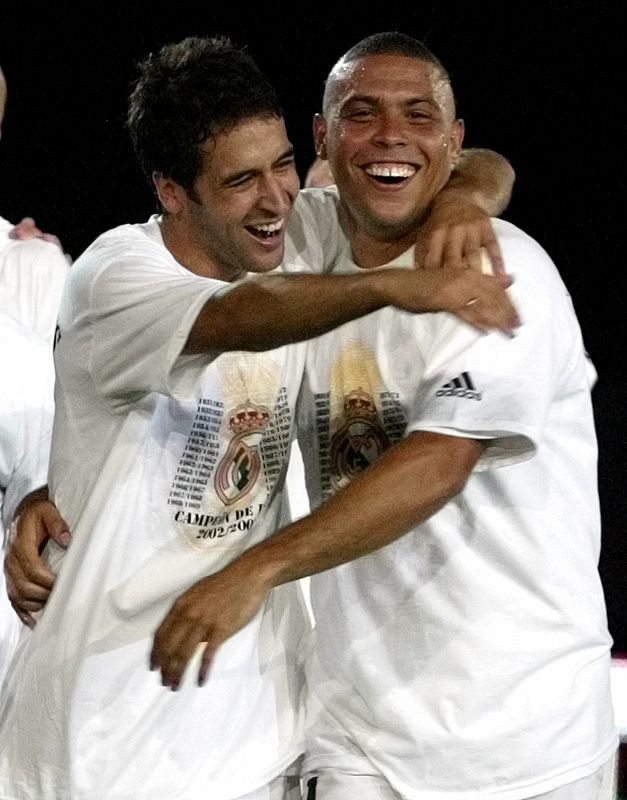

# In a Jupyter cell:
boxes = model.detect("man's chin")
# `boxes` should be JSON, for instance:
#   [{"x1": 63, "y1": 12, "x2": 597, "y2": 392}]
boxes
[
  {"x1": 364, "y1": 212, "x2": 420, "y2": 241},
  {"x1": 355, "y1": 197, "x2": 421, "y2": 231},
  {"x1": 246, "y1": 252, "x2": 285, "y2": 275}
]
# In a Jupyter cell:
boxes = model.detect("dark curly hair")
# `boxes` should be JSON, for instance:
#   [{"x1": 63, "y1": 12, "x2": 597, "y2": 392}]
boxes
[{"x1": 128, "y1": 35, "x2": 284, "y2": 198}]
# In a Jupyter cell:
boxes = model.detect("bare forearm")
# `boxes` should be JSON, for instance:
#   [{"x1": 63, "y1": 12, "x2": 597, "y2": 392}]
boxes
[
  {"x1": 150, "y1": 433, "x2": 483, "y2": 687},
  {"x1": 185, "y1": 272, "x2": 386, "y2": 353},
  {"x1": 234, "y1": 432, "x2": 483, "y2": 589},
  {"x1": 185, "y1": 267, "x2": 519, "y2": 354},
  {"x1": 448, "y1": 147, "x2": 515, "y2": 216}
]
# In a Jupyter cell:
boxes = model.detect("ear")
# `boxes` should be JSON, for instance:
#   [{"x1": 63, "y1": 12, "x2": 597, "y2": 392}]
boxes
[
  {"x1": 312, "y1": 113, "x2": 329, "y2": 160},
  {"x1": 450, "y1": 118, "x2": 465, "y2": 163},
  {"x1": 152, "y1": 171, "x2": 186, "y2": 214}
]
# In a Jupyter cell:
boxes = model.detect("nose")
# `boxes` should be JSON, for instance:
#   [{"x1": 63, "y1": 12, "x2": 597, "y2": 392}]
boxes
[
  {"x1": 372, "y1": 112, "x2": 408, "y2": 147},
  {"x1": 258, "y1": 173, "x2": 292, "y2": 214}
]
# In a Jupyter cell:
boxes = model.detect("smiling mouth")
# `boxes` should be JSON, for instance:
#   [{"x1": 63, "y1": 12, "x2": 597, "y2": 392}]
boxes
[
  {"x1": 246, "y1": 219, "x2": 285, "y2": 240},
  {"x1": 363, "y1": 163, "x2": 417, "y2": 184}
]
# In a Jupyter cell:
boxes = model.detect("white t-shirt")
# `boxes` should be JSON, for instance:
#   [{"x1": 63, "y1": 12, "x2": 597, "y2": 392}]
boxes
[
  {"x1": 0, "y1": 313, "x2": 55, "y2": 689},
  {"x1": 297, "y1": 206, "x2": 617, "y2": 799},
  {"x1": 0, "y1": 215, "x2": 69, "y2": 344},
  {"x1": 0, "y1": 205, "x2": 327, "y2": 800},
  {"x1": 0, "y1": 218, "x2": 65, "y2": 691}
]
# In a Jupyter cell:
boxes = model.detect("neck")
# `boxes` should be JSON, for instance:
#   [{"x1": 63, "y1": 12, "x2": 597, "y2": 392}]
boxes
[
  {"x1": 338, "y1": 204, "x2": 420, "y2": 270},
  {"x1": 159, "y1": 215, "x2": 243, "y2": 281}
]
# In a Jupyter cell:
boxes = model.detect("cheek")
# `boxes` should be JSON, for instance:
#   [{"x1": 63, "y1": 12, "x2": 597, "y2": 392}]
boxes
[
  {"x1": 437, "y1": 128, "x2": 462, "y2": 158},
  {"x1": 329, "y1": 124, "x2": 360, "y2": 155},
  {"x1": 286, "y1": 171, "x2": 301, "y2": 197},
  {"x1": 422, "y1": 134, "x2": 456, "y2": 169}
]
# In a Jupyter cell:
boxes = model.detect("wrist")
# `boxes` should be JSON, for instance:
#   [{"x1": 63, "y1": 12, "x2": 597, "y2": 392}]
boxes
[
  {"x1": 235, "y1": 542, "x2": 288, "y2": 592},
  {"x1": 364, "y1": 268, "x2": 415, "y2": 312}
]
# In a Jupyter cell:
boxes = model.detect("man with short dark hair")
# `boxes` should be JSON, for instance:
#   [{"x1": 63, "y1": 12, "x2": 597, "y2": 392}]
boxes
[
  {"x1": 0, "y1": 35, "x2": 516, "y2": 800},
  {"x1": 148, "y1": 33, "x2": 617, "y2": 800}
]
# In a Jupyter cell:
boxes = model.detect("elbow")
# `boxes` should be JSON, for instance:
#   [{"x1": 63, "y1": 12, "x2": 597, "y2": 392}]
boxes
[
  {"x1": 501, "y1": 158, "x2": 516, "y2": 202},
  {"x1": 405, "y1": 431, "x2": 482, "y2": 508},
  {"x1": 445, "y1": 466, "x2": 472, "y2": 500},
  {"x1": 432, "y1": 456, "x2": 473, "y2": 508},
  {"x1": 506, "y1": 158, "x2": 516, "y2": 186}
]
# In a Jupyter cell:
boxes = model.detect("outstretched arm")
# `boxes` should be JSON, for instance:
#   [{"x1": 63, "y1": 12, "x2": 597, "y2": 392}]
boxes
[
  {"x1": 185, "y1": 266, "x2": 518, "y2": 353},
  {"x1": 150, "y1": 431, "x2": 483, "y2": 689},
  {"x1": 187, "y1": 148, "x2": 517, "y2": 353}
]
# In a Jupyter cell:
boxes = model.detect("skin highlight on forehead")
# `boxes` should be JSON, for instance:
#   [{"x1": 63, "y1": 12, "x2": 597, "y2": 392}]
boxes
[
  {"x1": 430, "y1": 71, "x2": 457, "y2": 123},
  {"x1": 324, "y1": 55, "x2": 457, "y2": 124}
]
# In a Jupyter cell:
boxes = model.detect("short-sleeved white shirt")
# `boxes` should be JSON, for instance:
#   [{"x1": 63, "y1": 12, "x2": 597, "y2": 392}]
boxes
[
  {"x1": 0, "y1": 205, "x2": 326, "y2": 800},
  {"x1": 0, "y1": 313, "x2": 55, "y2": 689},
  {"x1": 0, "y1": 215, "x2": 69, "y2": 344},
  {"x1": 296, "y1": 203, "x2": 617, "y2": 799},
  {"x1": 0, "y1": 218, "x2": 65, "y2": 692}
]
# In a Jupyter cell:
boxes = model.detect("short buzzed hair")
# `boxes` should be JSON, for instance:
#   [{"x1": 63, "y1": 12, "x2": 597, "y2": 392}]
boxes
[
  {"x1": 342, "y1": 31, "x2": 445, "y2": 69},
  {"x1": 323, "y1": 31, "x2": 451, "y2": 114}
]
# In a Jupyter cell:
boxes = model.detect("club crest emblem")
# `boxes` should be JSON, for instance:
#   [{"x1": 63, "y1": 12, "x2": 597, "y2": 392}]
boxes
[
  {"x1": 215, "y1": 401, "x2": 272, "y2": 505},
  {"x1": 330, "y1": 388, "x2": 390, "y2": 490}
]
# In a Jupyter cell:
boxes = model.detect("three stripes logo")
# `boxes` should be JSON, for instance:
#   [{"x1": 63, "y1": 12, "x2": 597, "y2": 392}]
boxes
[{"x1": 435, "y1": 371, "x2": 482, "y2": 401}]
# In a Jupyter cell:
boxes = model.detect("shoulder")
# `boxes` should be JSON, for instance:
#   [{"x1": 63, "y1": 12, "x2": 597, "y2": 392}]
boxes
[
  {"x1": 286, "y1": 188, "x2": 345, "y2": 273},
  {"x1": 493, "y1": 219, "x2": 559, "y2": 277},
  {"x1": 492, "y1": 218, "x2": 572, "y2": 305},
  {"x1": 294, "y1": 186, "x2": 340, "y2": 216},
  {"x1": 290, "y1": 187, "x2": 341, "y2": 238},
  {"x1": 490, "y1": 220, "x2": 588, "y2": 372},
  {"x1": 82, "y1": 215, "x2": 165, "y2": 260},
  {"x1": 70, "y1": 216, "x2": 172, "y2": 285}
]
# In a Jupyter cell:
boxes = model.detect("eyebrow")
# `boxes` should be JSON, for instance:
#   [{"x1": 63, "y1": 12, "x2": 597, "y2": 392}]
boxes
[
  {"x1": 222, "y1": 144, "x2": 295, "y2": 185},
  {"x1": 342, "y1": 93, "x2": 438, "y2": 108}
]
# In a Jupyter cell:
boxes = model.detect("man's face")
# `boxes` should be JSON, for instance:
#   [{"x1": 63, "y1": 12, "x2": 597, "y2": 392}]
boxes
[
  {"x1": 175, "y1": 116, "x2": 299, "y2": 281},
  {"x1": 316, "y1": 54, "x2": 464, "y2": 240}
]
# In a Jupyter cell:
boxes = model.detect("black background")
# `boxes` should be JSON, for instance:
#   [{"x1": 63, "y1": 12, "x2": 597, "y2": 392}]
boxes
[{"x1": 1, "y1": 2, "x2": 624, "y2": 649}]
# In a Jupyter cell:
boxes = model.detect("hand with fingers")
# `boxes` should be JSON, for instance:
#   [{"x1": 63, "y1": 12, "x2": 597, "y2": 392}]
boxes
[
  {"x1": 9, "y1": 217, "x2": 61, "y2": 247},
  {"x1": 396, "y1": 266, "x2": 519, "y2": 338},
  {"x1": 4, "y1": 495, "x2": 70, "y2": 627},
  {"x1": 8, "y1": 217, "x2": 72, "y2": 264},
  {"x1": 452, "y1": 271, "x2": 520, "y2": 338},
  {"x1": 440, "y1": 268, "x2": 518, "y2": 336},
  {"x1": 414, "y1": 195, "x2": 506, "y2": 276},
  {"x1": 150, "y1": 558, "x2": 272, "y2": 691}
]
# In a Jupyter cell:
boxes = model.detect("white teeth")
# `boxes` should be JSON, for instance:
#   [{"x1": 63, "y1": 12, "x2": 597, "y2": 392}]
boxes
[
  {"x1": 365, "y1": 164, "x2": 416, "y2": 178},
  {"x1": 251, "y1": 220, "x2": 284, "y2": 233}
]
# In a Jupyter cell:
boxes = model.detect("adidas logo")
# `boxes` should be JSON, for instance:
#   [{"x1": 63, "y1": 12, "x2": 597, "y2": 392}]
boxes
[{"x1": 435, "y1": 371, "x2": 482, "y2": 401}]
